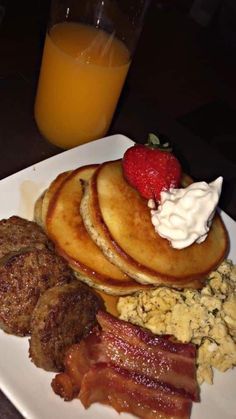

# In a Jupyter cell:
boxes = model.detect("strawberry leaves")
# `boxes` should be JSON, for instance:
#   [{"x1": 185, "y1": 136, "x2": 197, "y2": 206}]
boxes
[{"x1": 147, "y1": 133, "x2": 172, "y2": 152}]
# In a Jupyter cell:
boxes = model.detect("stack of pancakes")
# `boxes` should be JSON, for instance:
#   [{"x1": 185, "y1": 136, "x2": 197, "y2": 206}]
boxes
[{"x1": 34, "y1": 160, "x2": 228, "y2": 313}]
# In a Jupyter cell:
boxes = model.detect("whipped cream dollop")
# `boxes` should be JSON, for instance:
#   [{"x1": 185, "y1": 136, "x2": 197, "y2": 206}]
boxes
[{"x1": 149, "y1": 177, "x2": 223, "y2": 249}]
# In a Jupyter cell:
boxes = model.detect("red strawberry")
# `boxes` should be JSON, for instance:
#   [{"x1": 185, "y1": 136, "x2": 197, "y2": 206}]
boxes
[{"x1": 122, "y1": 134, "x2": 181, "y2": 201}]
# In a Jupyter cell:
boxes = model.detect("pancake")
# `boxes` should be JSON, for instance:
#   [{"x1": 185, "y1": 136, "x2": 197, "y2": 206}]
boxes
[
  {"x1": 39, "y1": 165, "x2": 151, "y2": 295},
  {"x1": 42, "y1": 172, "x2": 72, "y2": 228},
  {"x1": 34, "y1": 171, "x2": 72, "y2": 228},
  {"x1": 34, "y1": 192, "x2": 45, "y2": 228},
  {"x1": 80, "y1": 160, "x2": 228, "y2": 288}
]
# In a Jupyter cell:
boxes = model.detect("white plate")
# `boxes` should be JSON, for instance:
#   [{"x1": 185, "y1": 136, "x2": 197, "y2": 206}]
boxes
[{"x1": 0, "y1": 134, "x2": 235, "y2": 419}]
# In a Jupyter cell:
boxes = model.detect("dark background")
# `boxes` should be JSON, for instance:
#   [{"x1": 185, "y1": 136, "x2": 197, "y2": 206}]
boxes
[
  {"x1": 0, "y1": 1, "x2": 236, "y2": 417},
  {"x1": 1, "y1": 0, "x2": 236, "y2": 164}
]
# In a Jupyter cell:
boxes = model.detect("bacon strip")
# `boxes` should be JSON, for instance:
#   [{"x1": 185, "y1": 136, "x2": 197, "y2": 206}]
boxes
[
  {"x1": 52, "y1": 311, "x2": 199, "y2": 418},
  {"x1": 97, "y1": 310, "x2": 196, "y2": 357},
  {"x1": 52, "y1": 329, "x2": 102, "y2": 400},
  {"x1": 79, "y1": 363, "x2": 192, "y2": 419},
  {"x1": 97, "y1": 311, "x2": 199, "y2": 401}
]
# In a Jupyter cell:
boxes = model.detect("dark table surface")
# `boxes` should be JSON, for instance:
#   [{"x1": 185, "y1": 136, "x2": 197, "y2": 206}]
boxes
[{"x1": 0, "y1": 2, "x2": 236, "y2": 418}]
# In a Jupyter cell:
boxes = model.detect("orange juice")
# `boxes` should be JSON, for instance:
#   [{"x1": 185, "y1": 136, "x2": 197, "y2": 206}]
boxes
[{"x1": 34, "y1": 22, "x2": 131, "y2": 148}]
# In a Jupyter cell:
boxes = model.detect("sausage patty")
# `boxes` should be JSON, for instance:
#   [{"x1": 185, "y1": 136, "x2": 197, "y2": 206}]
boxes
[
  {"x1": 0, "y1": 216, "x2": 52, "y2": 260},
  {"x1": 29, "y1": 281, "x2": 104, "y2": 371},
  {"x1": 0, "y1": 248, "x2": 74, "y2": 336}
]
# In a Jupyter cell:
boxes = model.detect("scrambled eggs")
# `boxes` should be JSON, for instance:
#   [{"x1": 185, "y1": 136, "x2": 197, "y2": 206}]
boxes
[{"x1": 117, "y1": 260, "x2": 236, "y2": 384}]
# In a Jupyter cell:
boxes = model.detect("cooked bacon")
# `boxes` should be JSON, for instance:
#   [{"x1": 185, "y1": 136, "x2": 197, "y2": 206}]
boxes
[
  {"x1": 52, "y1": 372, "x2": 76, "y2": 401},
  {"x1": 96, "y1": 311, "x2": 199, "y2": 401},
  {"x1": 79, "y1": 363, "x2": 192, "y2": 419},
  {"x1": 52, "y1": 329, "x2": 102, "y2": 400},
  {"x1": 97, "y1": 310, "x2": 196, "y2": 358},
  {"x1": 52, "y1": 311, "x2": 199, "y2": 418}
]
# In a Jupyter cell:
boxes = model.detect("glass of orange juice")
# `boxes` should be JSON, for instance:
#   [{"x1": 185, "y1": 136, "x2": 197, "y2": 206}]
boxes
[{"x1": 34, "y1": 0, "x2": 150, "y2": 149}]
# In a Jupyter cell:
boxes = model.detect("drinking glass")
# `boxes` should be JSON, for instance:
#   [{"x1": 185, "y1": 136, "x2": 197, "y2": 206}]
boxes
[{"x1": 34, "y1": 0, "x2": 150, "y2": 149}]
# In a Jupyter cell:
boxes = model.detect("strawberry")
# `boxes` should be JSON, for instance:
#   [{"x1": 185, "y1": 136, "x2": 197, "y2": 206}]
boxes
[{"x1": 122, "y1": 133, "x2": 181, "y2": 201}]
